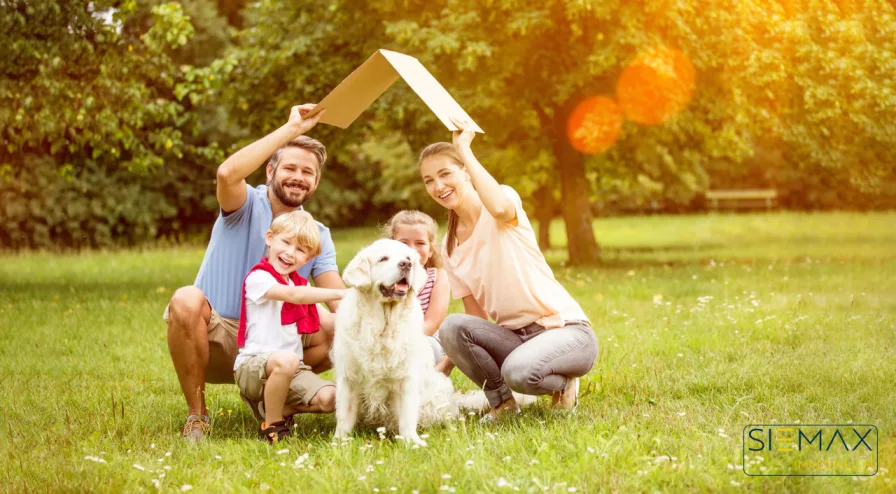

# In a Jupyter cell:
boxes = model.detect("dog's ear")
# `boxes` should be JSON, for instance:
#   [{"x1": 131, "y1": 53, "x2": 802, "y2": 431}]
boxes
[
  {"x1": 410, "y1": 254, "x2": 427, "y2": 296},
  {"x1": 343, "y1": 253, "x2": 372, "y2": 290}
]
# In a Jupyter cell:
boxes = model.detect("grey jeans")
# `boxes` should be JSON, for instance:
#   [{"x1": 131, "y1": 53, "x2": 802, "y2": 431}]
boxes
[{"x1": 439, "y1": 314, "x2": 598, "y2": 408}]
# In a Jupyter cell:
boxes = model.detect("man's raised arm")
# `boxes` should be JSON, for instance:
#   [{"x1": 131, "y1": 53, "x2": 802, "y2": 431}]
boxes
[{"x1": 216, "y1": 104, "x2": 324, "y2": 213}]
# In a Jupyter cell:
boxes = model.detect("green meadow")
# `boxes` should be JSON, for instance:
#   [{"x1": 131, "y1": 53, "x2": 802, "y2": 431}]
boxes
[{"x1": 1, "y1": 211, "x2": 894, "y2": 492}]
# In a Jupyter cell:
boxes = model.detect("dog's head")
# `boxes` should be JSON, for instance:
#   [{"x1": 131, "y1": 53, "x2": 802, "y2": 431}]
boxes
[{"x1": 342, "y1": 239, "x2": 427, "y2": 302}]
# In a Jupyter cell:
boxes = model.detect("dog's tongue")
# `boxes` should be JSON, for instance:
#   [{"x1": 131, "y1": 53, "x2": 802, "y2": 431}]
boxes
[{"x1": 396, "y1": 279, "x2": 409, "y2": 290}]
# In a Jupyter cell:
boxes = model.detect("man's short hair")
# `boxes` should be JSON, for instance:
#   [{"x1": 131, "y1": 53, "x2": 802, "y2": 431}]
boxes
[{"x1": 269, "y1": 136, "x2": 327, "y2": 174}]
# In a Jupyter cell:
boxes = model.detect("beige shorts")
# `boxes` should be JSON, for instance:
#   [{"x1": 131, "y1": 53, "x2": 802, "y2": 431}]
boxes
[
  {"x1": 235, "y1": 354, "x2": 334, "y2": 419},
  {"x1": 163, "y1": 301, "x2": 314, "y2": 384}
]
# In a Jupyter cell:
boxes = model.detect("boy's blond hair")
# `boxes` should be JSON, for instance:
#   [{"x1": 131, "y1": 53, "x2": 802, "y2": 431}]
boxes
[
  {"x1": 381, "y1": 210, "x2": 442, "y2": 269},
  {"x1": 270, "y1": 210, "x2": 321, "y2": 258}
]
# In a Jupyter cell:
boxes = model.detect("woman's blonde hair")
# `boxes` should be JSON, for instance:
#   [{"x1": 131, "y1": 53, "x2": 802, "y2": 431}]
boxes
[
  {"x1": 382, "y1": 210, "x2": 442, "y2": 269},
  {"x1": 418, "y1": 142, "x2": 465, "y2": 258},
  {"x1": 269, "y1": 210, "x2": 321, "y2": 258}
]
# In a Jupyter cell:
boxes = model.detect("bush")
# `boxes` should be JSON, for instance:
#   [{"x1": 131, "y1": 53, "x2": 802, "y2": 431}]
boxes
[{"x1": 0, "y1": 155, "x2": 217, "y2": 249}]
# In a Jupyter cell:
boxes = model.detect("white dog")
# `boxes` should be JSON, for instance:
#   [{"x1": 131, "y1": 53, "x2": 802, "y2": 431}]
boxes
[{"x1": 332, "y1": 239, "x2": 456, "y2": 446}]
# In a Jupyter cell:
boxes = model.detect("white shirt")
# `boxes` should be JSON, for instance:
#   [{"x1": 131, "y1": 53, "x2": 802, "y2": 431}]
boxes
[{"x1": 233, "y1": 270, "x2": 303, "y2": 371}]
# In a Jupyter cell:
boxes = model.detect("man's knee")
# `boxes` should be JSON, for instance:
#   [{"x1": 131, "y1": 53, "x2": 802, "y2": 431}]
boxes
[
  {"x1": 314, "y1": 385, "x2": 336, "y2": 413},
  {"x1": 307, "y1": 333, "x2": 331, "y2": 357},
  {"x1": 167, "y1": 286, "x2": 207, "y2": 328}
]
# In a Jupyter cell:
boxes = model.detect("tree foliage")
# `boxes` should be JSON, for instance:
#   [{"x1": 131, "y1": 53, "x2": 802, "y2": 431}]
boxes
[
  {"x1": 2, "y1": 0, "x2": 895, "y2": 253},
  {"x1": 0, "y1": 0, "x2": 228, "y2": 248}
]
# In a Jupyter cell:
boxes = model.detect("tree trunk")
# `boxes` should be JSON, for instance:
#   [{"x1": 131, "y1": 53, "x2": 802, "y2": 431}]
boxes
[
  {"x1": 533, "y1": 185, "x2": 553, "y2": 250},
  {"x1": 552, "y1": 102, "x2": 601, "y2": 264}
]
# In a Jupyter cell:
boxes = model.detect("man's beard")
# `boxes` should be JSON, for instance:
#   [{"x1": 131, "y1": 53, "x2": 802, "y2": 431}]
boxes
[{"x1": 271, "y1": 178, "x2": 313, "y2": 208}]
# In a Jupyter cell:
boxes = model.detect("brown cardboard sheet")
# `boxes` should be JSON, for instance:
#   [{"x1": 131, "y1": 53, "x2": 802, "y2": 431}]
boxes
[{"x1": 306, "y1": 49, "x2": 483, "y2": 133}]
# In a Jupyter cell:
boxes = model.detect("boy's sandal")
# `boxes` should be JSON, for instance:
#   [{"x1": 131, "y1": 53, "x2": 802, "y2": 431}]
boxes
[{"x1": 259, "y1": 420, "x2": 291, "y2": 443}]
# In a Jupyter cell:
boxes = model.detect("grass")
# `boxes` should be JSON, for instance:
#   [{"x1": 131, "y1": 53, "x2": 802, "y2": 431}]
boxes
[{"x1": 1, "y1": 211, "x2": 894, "y2": 492}]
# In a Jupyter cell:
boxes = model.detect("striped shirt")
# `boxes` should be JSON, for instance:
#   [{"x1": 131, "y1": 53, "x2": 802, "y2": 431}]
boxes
[{"x1": 417, "y1": 267, "x2": 437, "y2": 313}]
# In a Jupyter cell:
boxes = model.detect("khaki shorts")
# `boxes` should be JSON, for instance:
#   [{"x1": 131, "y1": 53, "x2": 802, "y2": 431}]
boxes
[
  {"x1": 235, "y1": 354, "x2": 334, "y2": 420},
  {"x1": 163, "y1": 301, "x2": 314, "y2": 384}
]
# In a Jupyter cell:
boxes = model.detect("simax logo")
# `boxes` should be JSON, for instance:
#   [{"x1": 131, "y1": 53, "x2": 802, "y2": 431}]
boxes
[
  {"x1": 746, "y1": 426, "x2": 874, "y2": 452},
  {"x1": 741, "y1": 424, "x2": 878, "y2": 476}
]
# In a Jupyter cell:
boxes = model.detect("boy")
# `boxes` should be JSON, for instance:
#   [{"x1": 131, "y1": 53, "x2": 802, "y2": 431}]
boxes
[{"x1": 235, "y1": 210, "x2": 346, "y2": 442}]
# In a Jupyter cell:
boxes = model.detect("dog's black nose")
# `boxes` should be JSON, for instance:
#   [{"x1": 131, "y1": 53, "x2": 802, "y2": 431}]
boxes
[{"x1": 398, "y1": 259, "x2": 411, "y2": 270}]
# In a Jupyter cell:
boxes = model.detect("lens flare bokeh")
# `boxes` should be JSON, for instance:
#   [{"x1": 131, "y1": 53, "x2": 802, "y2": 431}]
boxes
[
  {"x1": 567, "y1": 96, "x2": 624, "y2": 154},
  {"x1": 617, "y1": 48, "x2": 695, "y2": 125}
]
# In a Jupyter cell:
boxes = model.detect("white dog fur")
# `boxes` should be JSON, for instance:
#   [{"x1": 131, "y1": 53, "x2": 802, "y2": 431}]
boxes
[{"x1": 332, "y1": 239, "x2": 457, "y2": 446}]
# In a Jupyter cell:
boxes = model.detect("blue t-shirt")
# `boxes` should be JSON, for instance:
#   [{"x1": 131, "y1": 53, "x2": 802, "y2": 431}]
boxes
[{"x1": 194, "y1": 184, "x2": 338, "y2": 320}]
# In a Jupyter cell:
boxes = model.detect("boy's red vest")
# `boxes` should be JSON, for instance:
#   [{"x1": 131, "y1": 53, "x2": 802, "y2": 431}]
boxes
[{"x1": 237, "y1": 257, "x2": 320, "y2": 347}]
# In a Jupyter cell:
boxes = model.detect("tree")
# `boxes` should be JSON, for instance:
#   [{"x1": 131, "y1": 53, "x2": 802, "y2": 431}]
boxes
[
  {"x1": 0, "y1": 0, "x2": 228, "y2": 247},
  {"x1": 379, "y1": 1, "x2": 752, "y2": 263}
]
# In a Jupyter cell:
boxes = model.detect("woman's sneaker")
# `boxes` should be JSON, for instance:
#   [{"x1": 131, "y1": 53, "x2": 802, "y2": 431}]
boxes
[
  {"x1": 259, "y1": 420, "x2": 291, "y2": 443},
  {"x1": 551, "y1": 377, "x2": 579, "y2": 413}
]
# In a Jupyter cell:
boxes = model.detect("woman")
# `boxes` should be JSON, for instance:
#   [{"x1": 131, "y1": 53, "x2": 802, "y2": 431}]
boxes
[{"x1": 420, "y1": 117, "x2": 598, "y2": 421}]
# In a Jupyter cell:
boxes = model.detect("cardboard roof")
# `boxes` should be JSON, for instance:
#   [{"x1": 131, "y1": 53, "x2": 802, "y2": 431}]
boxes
[{"x1": 305, "y1": 49, "x2": 483, "y2": 133}]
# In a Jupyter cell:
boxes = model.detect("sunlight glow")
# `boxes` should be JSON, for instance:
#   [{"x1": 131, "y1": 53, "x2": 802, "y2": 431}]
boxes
[
  {"x1": 617, "y1": 48, "x2": 695, "y2": 125},
  {"x1": 567, "y1": 96, "x2": 624, "y2": 154}
]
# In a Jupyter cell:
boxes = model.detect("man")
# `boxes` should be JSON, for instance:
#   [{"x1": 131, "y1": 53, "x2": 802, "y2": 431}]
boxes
[{"x1": 164, "y1": 104, "x2": 344, "y2": 440}]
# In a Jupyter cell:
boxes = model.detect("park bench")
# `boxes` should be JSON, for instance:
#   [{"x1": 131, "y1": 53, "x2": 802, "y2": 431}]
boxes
[{"x1": 705, "y1": 189, "x2": 778, "y2": 210}]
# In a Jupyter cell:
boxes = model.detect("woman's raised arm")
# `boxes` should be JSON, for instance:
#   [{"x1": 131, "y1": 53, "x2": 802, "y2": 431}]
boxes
[{"x1": 451, "y1": 117, "x2": 517, "y2": 224}]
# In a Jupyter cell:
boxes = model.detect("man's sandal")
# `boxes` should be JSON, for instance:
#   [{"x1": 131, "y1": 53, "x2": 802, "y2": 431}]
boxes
[{"x1": 181, "y1": 414, "x2": 210, "y2": 441}]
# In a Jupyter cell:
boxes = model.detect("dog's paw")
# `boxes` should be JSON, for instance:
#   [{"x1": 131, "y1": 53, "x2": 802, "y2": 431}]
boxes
[{"x1": 403, "y1": 434, "x2": 427, "y2": 447}]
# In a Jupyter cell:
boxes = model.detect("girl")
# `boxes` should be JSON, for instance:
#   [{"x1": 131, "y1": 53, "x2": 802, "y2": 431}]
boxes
[
  {"x1": 419, "y1": 117, "x2": 598, "y2": 421},
  {"x1": 383, "y1": 210, "x2": 453, "y2": 375}
]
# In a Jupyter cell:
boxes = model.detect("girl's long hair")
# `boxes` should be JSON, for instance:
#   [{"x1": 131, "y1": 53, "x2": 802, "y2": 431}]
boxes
[{"x1": 418, "y1": 142, "x2": 465, "y2": 258}]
